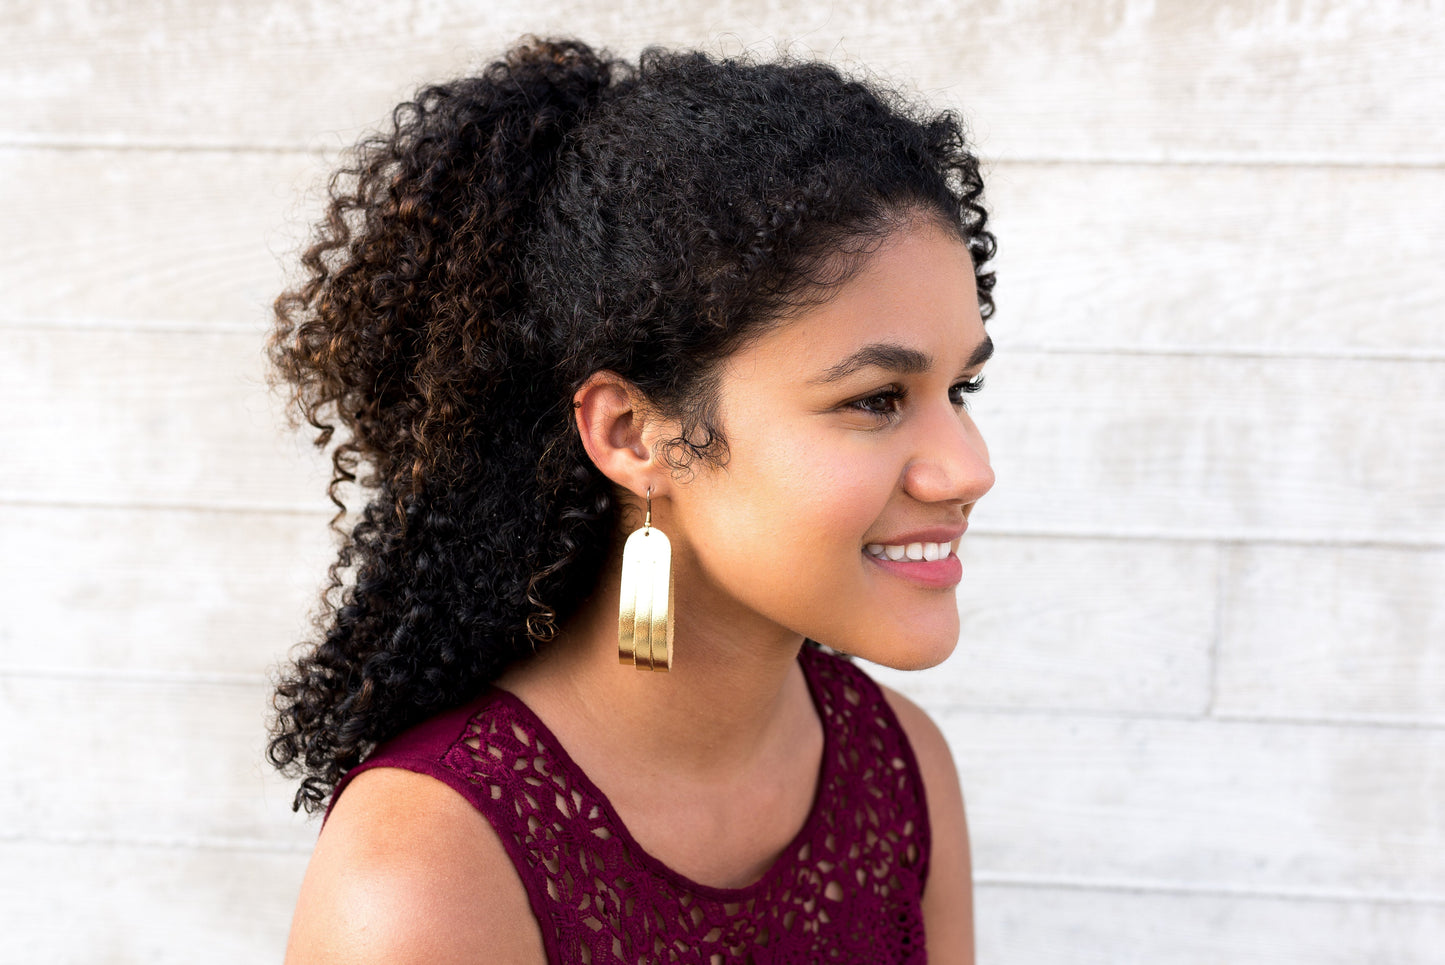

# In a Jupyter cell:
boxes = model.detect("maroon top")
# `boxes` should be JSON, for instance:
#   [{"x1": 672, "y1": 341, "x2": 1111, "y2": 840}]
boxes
[{"x1": 330, "y1": 645, "x2": 932, "y2": 963}]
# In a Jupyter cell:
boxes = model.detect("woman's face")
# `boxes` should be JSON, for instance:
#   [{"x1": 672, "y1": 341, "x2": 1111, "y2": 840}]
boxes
[{"x1": 660, "y1": 220, "x2": 994, "y2": 670}]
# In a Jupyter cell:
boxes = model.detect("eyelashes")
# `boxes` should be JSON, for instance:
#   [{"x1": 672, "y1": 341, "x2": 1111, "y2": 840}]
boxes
[{"x1": 846, "y1": 376, "x2": 986, "y2": 420}]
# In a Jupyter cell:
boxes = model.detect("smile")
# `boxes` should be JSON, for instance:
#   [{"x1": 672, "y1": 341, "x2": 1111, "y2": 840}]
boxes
[{"x1": 863, "y1": 539, "x2": 960, "y2": 562}]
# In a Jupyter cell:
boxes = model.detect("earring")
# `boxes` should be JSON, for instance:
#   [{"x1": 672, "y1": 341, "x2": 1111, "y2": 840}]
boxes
[{"x1": 618, "y1": 486, "x2": 674, "y2": 672}]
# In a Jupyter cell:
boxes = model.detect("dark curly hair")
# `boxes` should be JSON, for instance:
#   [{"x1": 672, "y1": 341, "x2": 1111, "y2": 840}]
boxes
[{"x1": 267, "y1": 37, "x2": 996, "y2": 812}]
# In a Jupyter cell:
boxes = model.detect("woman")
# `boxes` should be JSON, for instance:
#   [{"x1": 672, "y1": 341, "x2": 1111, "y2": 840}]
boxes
[{"x1": 269, "y1": 37, "x2": 995, "y2": 964}]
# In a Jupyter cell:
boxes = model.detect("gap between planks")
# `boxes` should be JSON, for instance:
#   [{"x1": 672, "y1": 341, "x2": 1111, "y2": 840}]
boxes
[
  {"x1": 0, "y1": 829, "x2": 313, "y2": 854},
  {"x1": 976, "y1": 872, "x2": 1445, "y2": 908},
  {"x1": 5, "y1": 667, "x2": 1442, "y2": 732},
  {"x1": 7, "y1": 317, "x2": 1444, "y2": 364},
  {"x1": 3, "y1": 137, "x2": 1445, "y2": 170}
]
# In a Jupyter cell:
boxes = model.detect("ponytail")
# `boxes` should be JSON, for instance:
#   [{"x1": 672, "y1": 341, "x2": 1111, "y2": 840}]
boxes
[{"x1": 267, "y1": 39, "x2": 621, "y2": 812}]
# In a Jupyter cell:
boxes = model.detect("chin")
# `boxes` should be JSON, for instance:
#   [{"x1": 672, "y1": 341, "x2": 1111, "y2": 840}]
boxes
[{"x1": 837, "y1": 622, "x2": 960, "y2": 672}]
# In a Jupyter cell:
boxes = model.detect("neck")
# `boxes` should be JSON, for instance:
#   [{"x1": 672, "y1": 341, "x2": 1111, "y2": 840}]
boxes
[{"x1": 497, "y1": 557, "x2": 810, "y2": 779}]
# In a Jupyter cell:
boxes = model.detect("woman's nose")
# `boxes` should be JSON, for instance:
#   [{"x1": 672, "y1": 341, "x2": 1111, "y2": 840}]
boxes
[{"x1": 902, "y1": 407, "x2": 994, "y2": 506}]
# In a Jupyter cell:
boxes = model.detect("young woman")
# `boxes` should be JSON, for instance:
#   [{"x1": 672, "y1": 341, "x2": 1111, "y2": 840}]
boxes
[{"x1": 269, "y1": 37, "x2": 995, "y2": 964}]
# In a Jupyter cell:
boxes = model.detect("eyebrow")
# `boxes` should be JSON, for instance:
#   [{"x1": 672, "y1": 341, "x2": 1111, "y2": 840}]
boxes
[{"x1": 811, "y1": 335, "x2": 994, "y2": 384}]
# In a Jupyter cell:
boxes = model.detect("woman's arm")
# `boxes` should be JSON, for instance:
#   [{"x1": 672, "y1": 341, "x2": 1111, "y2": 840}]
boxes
[
  {"x1": 284, "y1": 768, "x2": 547, "y2": 965},
  {"x1": 882, "y1": 686, "x2": 976, "y2": 965}
]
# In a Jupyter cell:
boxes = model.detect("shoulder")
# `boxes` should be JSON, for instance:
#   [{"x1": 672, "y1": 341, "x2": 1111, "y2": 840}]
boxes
[
  {"x1": 284, "y1": 767, "x2": 546, "y2": 965},
  {"x1": 878, "y1": 683, "x2": 976, "y2": 965}
]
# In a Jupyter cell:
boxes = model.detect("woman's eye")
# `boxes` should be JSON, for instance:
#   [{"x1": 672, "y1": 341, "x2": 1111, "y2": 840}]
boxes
[
  {"x1": 848, "y1": 388, "x2": 904, "y2": 417},
  {"x1": 950, "y1": 375, "x2": 986, "y2": 408}
]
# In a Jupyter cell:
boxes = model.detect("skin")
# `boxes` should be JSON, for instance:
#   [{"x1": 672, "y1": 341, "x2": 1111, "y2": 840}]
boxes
[{"x1": 285, "y1": 220, "x2": 992, "y2": 964}]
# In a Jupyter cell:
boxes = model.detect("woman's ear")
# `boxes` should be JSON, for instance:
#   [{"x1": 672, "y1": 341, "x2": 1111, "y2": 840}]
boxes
[{"x1": 572, "y1": 371, "x2": 668, "y2": 497}]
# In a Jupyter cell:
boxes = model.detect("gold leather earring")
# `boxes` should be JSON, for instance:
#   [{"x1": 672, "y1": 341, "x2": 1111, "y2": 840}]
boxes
[{"x1": 617, "y1": 486, "x2": 674, "y2": 671}]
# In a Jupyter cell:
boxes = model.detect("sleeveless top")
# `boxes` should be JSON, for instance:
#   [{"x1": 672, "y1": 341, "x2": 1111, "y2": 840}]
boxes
[{"x1": 330, "y1": 646, "x2": 932, "y2": 963}]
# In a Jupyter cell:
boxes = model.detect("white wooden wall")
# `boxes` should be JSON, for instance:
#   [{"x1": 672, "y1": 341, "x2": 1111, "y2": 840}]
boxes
[{"x1": 2, "y1": 1, "x2": 1441, "y2": 961}]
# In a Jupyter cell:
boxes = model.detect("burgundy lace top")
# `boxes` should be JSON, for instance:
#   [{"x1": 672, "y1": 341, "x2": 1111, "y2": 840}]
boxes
[{"x1": 330, "y1": 646, "x2": 931, "y2": 963}]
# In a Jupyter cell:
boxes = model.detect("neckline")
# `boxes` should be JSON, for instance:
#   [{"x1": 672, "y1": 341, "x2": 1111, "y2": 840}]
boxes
[{"x1": 490, "y1": 645, "x2": 837, "y2": 901}]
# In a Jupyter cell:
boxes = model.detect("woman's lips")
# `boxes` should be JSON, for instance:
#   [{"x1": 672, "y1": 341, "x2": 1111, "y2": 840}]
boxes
[{"x1": 863, "y1": 549, "x2": 963, "y2": 589}]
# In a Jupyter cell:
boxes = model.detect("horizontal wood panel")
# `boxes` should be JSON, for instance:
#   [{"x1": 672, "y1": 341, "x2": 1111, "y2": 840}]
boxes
[
  {"x1": 946, "y1": 710, "x2": 1445, "y2": 897},
  {"x1": 988, "y1": 163, "x2": 1445, "y2": 356},
  {"x1": 0, "y1": 676, "x2": 315, "y2": 846},
  {"x1": 863, "y1": 536, "x2": 1217, "y2": 715},
  {"x1": 968, "y1": 352, "x2": 1445, "y2": 544},
  {"x1": 978, "y1": 882, "x2": 1445, "y2": 965},
  {"x1": 9, "y1": 673, "x2": 1442, "y2": 902},
  {"x1": 0, "y1": 328, "x2": 332, "y2": 509},
  {"x1": 0, "y1": 147, "x2": 317, "y2": 330},
  {"x1": 0, "y1": 840, "x2": 305, "y2": 962},
  {"x1": 2, "y1": 0, "x2": 1441, "y2": 164},
  {"x1": 9, "y1": 328, "x2": 1443, "y2": 545},
  {"x1": 0, "y1": 505, "x2": 335, "y2": 677},
  {"x1": 8, "y1": 149, "x2": 1443, "y2": 357},
  {"x1": 1216, "y1": 544, "x2": 1445, "y2": 723}
]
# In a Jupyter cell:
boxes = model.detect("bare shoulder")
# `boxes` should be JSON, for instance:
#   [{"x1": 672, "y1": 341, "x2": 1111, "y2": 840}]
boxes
[
  {"x1": 284, "y1": 767, "x2": 546, "y2": 965},
  {"x1": 879, "y1": 684, "x2": 976, "y2": 965}
]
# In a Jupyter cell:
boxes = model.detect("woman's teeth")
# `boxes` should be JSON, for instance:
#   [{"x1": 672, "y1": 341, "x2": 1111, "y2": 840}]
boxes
[{"x1": 865, "y1": 540, "x2": 956, "y2": 562}]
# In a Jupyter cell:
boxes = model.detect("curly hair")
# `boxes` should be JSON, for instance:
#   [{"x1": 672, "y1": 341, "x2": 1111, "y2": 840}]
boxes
[{"x1": 267, "y1": 37, "x2": 996, "y2": 812}]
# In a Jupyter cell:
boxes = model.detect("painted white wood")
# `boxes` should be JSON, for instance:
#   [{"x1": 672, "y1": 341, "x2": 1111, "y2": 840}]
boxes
[
  {"x1": 8, "y1": 149, "x2": 1445, "y2": 358},
  {"x1": 0, "y1": 328, "x2": 333, "y2": 510},
  {"x1": 969, "y1": 352, "x2": 1445, "y2": 544},
  {"x1": 0, "y1": 675, "x2": 315, "y2": 848},
  {"x1": 988, "y1": 163, "x2": 1445, "y2": 357},
  {"x1": 977, "y1": 883, "x2": 1445, "y2": 965},
  {"x1": 1, "y1": 841, "x2": 305, "y2": 963},
  {"x1": 0, "y1": 505, "x2": 334, "y2": 677},
  {"x1": 3, "y1": 0, "x2": 1441, "y2": 164},
  {"x1": 9, "y1": 327, "x2": 1443, "y2": 547},
  {"x1": 1216, "y1": 544, "x2": 1445, "y2": 723},
  {"x1": 943, "y1": 709, "x2": 1445, "y2": 898},
  {"x1": 862, "y1": 535, "x2": 1217, "y2": 715},
  {"x1": 7, "y1": 672, "x2": 1442, "y2": 904},
  {"x1": 0, "y1": 147, "x2": 317, "y2": 330}
]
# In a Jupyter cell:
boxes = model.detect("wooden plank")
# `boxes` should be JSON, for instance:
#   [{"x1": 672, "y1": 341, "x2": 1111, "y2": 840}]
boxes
[
  {"x1": 2, "y1": 0, "x2": 1442, "y2": 164},
  {"x1": 1, "y1": 840, "x2": 304, "y2": 963},
  {"x1": 8, "y1": 328, "x2": 1442, "y2": 543},
  {"x1": 0, "y1": 147, "x2": 319, "y2": 330},
  {"x1": 862, "y1": 535, "x2": 1217, "y2": 715},
  {"x1": 0, "y1": 327, "x2": 333, "y2": 510},
  {"x1": 968, "y1": 352, "x2": 1445, "y2": 544},
  {"x1": 978, "y1": 883, "x2": 1445, "y2": 965},
  {"x1": 988, "y1": 163, "x2": 1445, "y2": 357},
  {"x1": 9, "y1": 674, "x2": 1443, "y2": 902},
  {"x1": 7, "y1": 149, "x2": 1444, "y2": 358},
  {"x1": 0, "y1": 676, "x2": 316, "y2": 846},
  {"x1": 944, "y1": 710, "x2": 1445, "y2": 897},
  {"x1": 0, "y1": 505, "x2": 335, "y2": 677},
  {"x1": 1216, "y1": 544, "x2": 1445, "y2": 723}
]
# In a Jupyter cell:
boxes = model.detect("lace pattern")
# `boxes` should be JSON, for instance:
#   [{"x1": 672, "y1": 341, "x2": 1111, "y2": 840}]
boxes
[{"x1": 436, "y1": 648, "x2": 930, "y2": 963}]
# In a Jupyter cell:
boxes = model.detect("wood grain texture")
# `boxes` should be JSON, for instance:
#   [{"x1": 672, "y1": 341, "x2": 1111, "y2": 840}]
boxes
[
  {"x1": 0, "y1": 505, "x2": 334, "y2": 677},
  {"x1": 0, "y1": 147, "x2": 319, "y2": 329},
  {"x1": 977, "y1": 883, "x2": 1445, "y2": 965},
  {"x1": 9, "y1": 327, "x2": 1443, "y2": 547},
  {"x1": 944, "y1": 709, "x2": 1445, "y2": 898},
  {"x1": 10, "y1": 149, "x2": 1442, "y2": 358},
  {"x1": 988, "y1": 163, "x2": 1445, "y2": 356},
  {"x1": 0, "y1": 840, "x2": 305, "y2": 963},
  {"x1": 0, "y1": 675, "x2": 315, "y2": 848},
  {"x1": 0, "y1": 327, "x2": 332, "y2": 510},
  {"x1": 862, "y1": 535, "x2": 1217, "y2": 715},
  {"x1": 970, "y1": 352, "x2": 1445, "y2": 544},
  {"x1": 3, "y1": 0, "x2": 1441, "y2": 164},
  {"x1": 1216, "y1": 544, "x2": 1445, "y2": 723}
]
